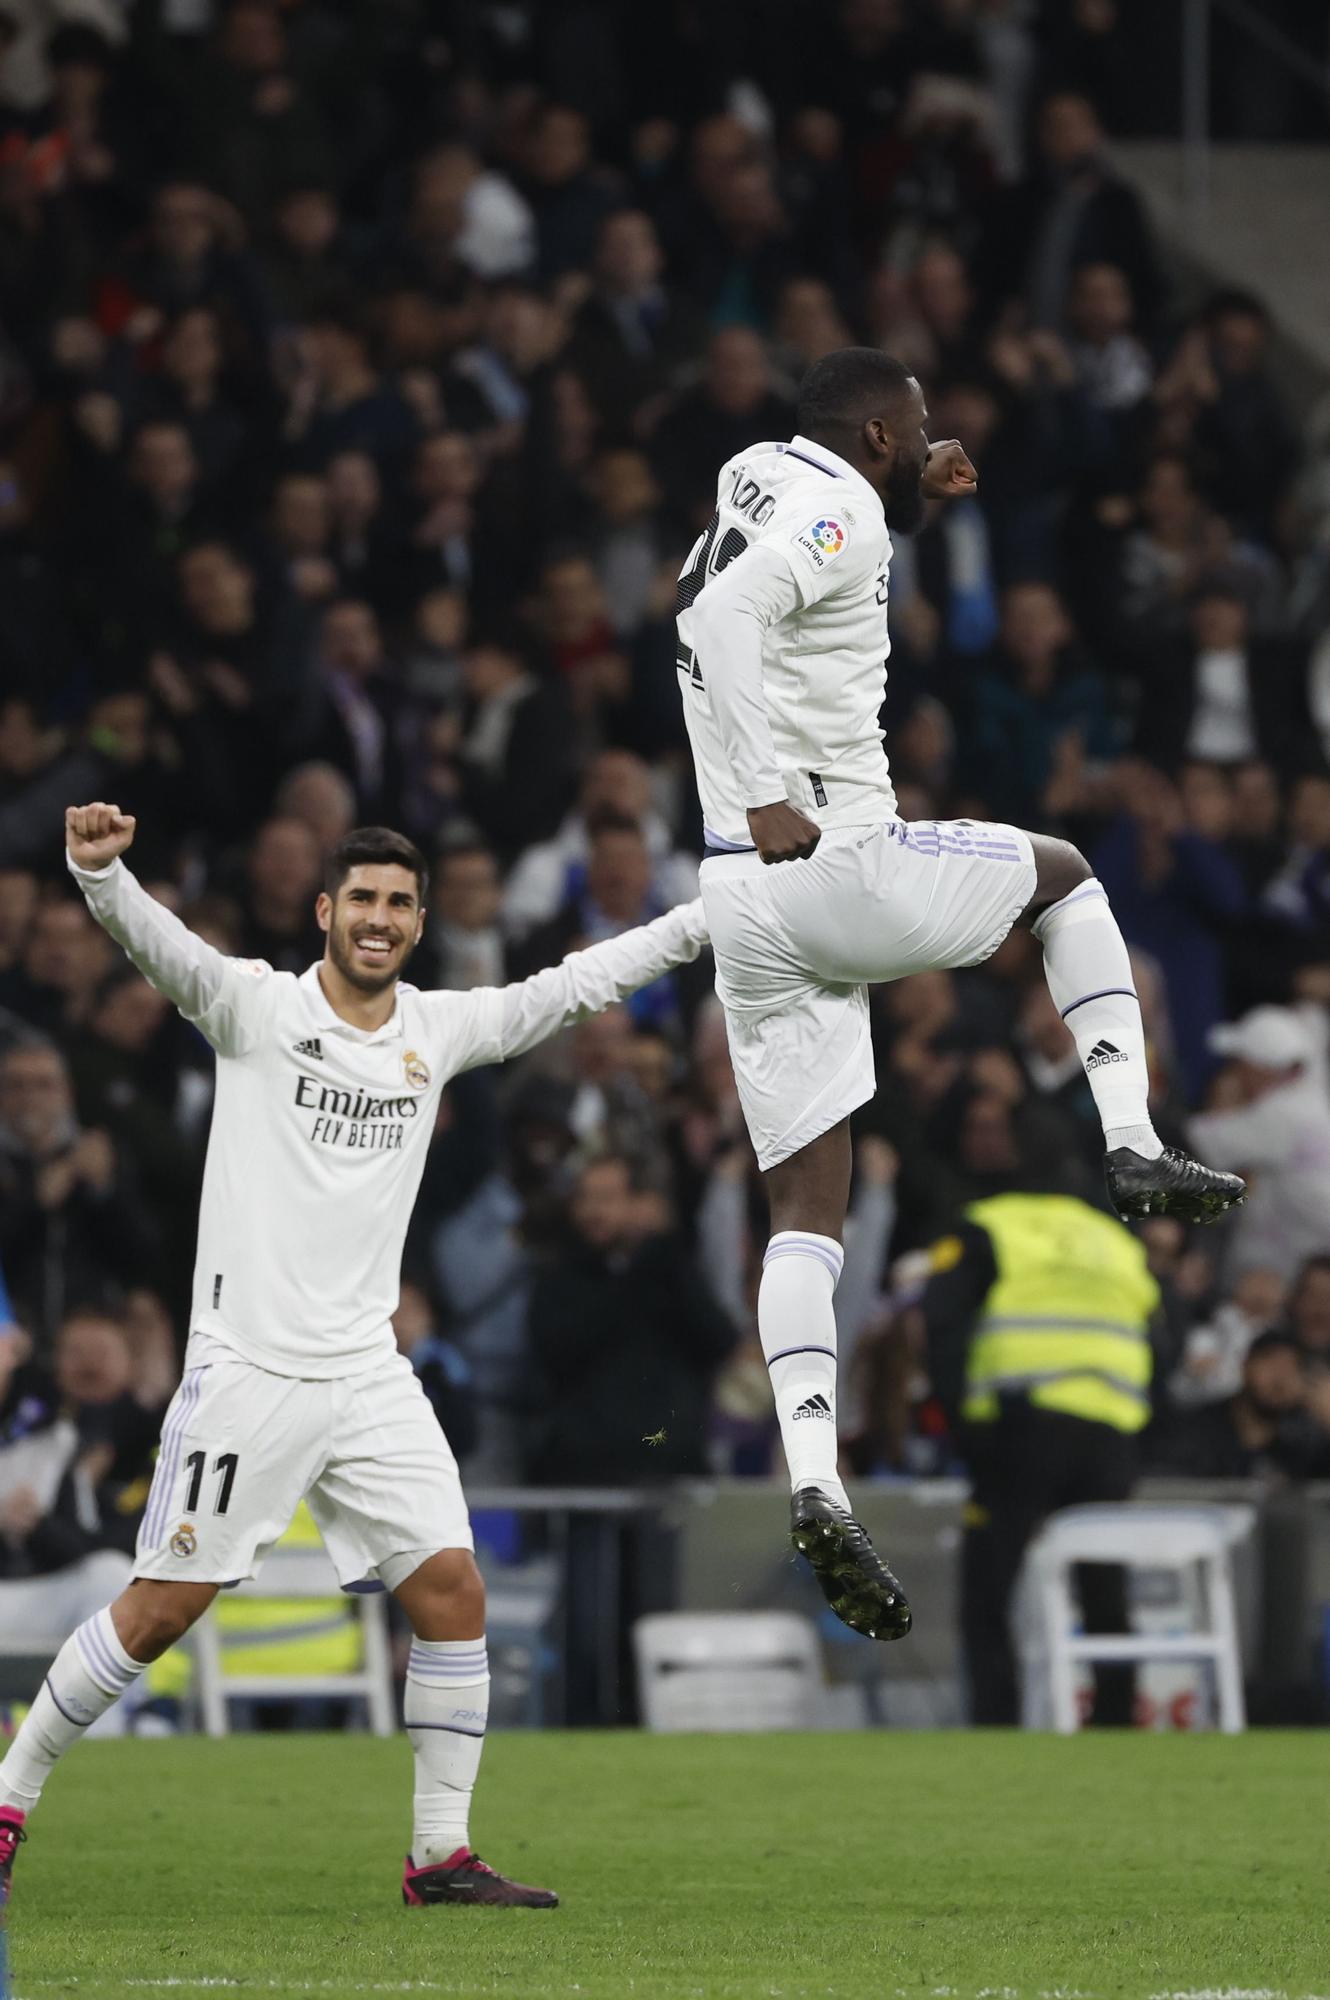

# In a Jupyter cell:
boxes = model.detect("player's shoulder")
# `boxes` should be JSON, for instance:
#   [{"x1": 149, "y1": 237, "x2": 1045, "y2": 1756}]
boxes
[
  {"x1": 254, "y1": 962, "x2": 313, "y2": 1026},
  {"x1": 395, "y1": 978, "x2": 472, "y2": 1028},
  {"x1": 766, "y1": 480, "x2": 887, "y2": 584},
  {"x1": 722, "y1": 439, "x2": 786, "y2": 476},
  {"x1": 226, "y1": 954, "x2": 285, "y2": 1008}
]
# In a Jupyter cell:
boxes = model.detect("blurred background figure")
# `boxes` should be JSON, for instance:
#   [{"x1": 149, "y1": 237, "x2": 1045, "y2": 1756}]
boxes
[
  {"x1": 921, "y1": 1179, "x2": 1159, "y2": 1725},
  {"x1": 1191, "y1": 1007, "x2": 1330, "y2": 1284}
]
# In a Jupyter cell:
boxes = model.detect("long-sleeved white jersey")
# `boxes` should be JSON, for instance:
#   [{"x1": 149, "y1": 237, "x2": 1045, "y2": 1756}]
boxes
[
  {"x1": 676, "y1": 433, "x2": 896, "y2": 848},
  {"x1": 69, "y1": 854, "x2": 707, "y2": 1378}
]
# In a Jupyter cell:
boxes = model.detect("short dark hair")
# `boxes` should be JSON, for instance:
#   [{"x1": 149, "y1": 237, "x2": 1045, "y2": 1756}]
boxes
[
  {"x1": 796, "y1": 347, "x2": 916, "y2": 437},
  {"x1": 1246, "y1": 1329, "x2": 1300, "y2": 1364},
  {"x1": 586, "y1": 808, "x2": 644, "y2": 844},
  {"x1": 1205, "y1": 286, "x2": 1268, "y2": 327},
  {"x1": 325, "y1": 827, "x2": 428, "y2": 904},
  {"x1": 435, "y1": 838, "x2": 496, "y2": 874},
  {"x1": 1293, "y1": 1254, "x2": 1330, "y2": 1294}
]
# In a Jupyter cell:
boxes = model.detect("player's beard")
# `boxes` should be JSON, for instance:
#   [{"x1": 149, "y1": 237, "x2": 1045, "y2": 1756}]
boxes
[
  {"x1": 327, "y1": 918, "x2": 416, "y2": 994},
  {"x1": 882, "y1": 455, "x2": 926, "y2": 535}
]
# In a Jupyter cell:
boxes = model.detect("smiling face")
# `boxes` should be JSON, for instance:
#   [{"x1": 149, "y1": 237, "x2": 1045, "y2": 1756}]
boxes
[{"x1": 318, "y1": 863, "x2": 424, "y2": 994}]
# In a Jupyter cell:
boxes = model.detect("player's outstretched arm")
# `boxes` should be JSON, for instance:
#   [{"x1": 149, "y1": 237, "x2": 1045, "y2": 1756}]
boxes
[
  {"x1": 65, "y1": 801, "x2": 270, "y2": 1056},
  {"x1": 438, "y1": 900, "x2": 709, "y2": 1072}
]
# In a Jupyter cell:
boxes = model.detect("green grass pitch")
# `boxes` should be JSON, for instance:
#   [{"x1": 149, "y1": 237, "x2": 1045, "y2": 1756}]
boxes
[{"x1": 8, "y1": 1730, "x2": 1329, "y2": 2000}]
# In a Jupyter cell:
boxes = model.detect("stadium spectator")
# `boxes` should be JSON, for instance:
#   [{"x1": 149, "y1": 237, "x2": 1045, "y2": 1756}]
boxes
[
  {"x1": 420, "y1": 1074, "x2": 577, "y2": 1481},
  {"x1": 503, "y1": 750, "x2": 699, "y2": 942},
  {"x1": 421, "y1": 841, "x2": 508, "y2": 994},
  {"x1": 1153, "y1": 1330, "x2": 1330, "y2": 1480},
  {"x1": 984, "y1": 90, "x2": 1160, "y2": 331},
  {"x1": 304, "y1": 598, "x2": 413, "y2": 823},
  {"x1": 1093, "y1": 764, "x2": 1247, "y2": 1099},
  {"x1": 285, "y1": 306, "x2": 416, "y2": 472},
  {"x1": 235, "y1": 817, "x2": 323, "y2": 975},
  {"x1": 963, "y1": 582, "x2": 1116, "y2": 826},
  {"x1": 1133, "y1": 583, "x2": 1314, "y2": 775},
  {"x1": 391, "y1": 1278, "x2": 478, "y2": 1465},
  {"x1": 1169, "y1": 1267, "x2": 1288, "y2": 1409},
  {"x1": 66, "y1": 965, "x2": 197, "y2": 1272},
  {"x1": 1190, "y1": 1006, "x2": 1330, "y2": 1282},
  {"x1": 524, "y1": 1153, "x2": 734, "y2": 1485},
  {"x1": 5, "y1": 896, "x2": 111, "y2": 1039},
  {"x1": 1065, "y1": 261, "x2": 1153, "y2": 426},
  {"x1": 447, "y1": 639, "x2": 576, "y2": 861},
  {"x1": 1172, "y1": 290, "x2": 1300, "y2": 542},
  {"x1": 569, "y1": 210, "x2": 703, "y2": 437},
  {"x1": 654, "y1": 327, "x2": 795, "y2": 526},
  {"x1": 0, "y1": 1304, "x2": 157, "y2": 1689},
  {"x1": 52, "y1": 1305, "x2": 165, "y2": 1493},
  {"x1": 0, "y1": 1038, "x2": 157, "y2": 1347},
  {"x1": 273, "y1": 762, "x2": 357, "y2": 858}
]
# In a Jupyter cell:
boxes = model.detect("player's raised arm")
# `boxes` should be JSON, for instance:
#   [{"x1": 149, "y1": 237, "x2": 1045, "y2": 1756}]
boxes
[
  {"x1": 65, "y1": 802, "x2": 271, "y2": 1057},
  {"x1": 436, "y1": 898, "x2": 708, "y2": 1072}
]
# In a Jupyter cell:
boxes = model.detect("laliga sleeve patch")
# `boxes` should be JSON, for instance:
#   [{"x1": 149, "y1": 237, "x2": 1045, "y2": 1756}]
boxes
[{"x1": 791, "y1": 515, "x2": 848, "y2": 572}]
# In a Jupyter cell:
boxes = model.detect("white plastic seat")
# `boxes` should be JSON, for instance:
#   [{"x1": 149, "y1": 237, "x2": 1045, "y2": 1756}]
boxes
[
  {"x1": 194, "y1": 1546, "x2": 395, "y2": 1738},
  {"x1": 1022, "y1": 1502, "x2": 1253, "y2": 1734},
  {"x1": 633, "y1": 1611, "x2": 821, "y2": 1732}
]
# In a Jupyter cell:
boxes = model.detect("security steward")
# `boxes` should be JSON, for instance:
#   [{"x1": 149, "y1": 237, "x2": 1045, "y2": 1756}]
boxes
[{"x1": 922, "y1": 1188, "x2": 1160, "y2": 1725}]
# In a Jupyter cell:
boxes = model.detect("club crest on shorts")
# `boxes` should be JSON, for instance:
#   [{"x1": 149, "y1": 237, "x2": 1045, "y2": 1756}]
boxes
[
  {"x1": 403, "y1": 1048, "x2": 430, "y2": 1091},
  {"x1": 170, "y1": 1522, "x2": 198, "y2": 1558}
]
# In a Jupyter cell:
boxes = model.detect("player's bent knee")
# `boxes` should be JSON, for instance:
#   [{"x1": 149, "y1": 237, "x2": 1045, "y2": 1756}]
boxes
[
  {"x1": 392, "y1": 1546, "x2": 486, "y2": 1639},
  {"x1": 1026, "y1": 834, "x2": 1092, "y2": 915}
]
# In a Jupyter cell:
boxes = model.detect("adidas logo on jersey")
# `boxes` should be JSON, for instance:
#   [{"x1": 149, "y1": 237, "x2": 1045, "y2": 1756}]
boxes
[
  {"x1": 294, "y1": 1037, "x2": 324, "y2": 1060},
  {"x1": 792, "y1": 1392, "x2": 834, "y2": 1421},
  {"x1": 1086, "y1": 1040, "x2": 1128, "y2": 1070}
]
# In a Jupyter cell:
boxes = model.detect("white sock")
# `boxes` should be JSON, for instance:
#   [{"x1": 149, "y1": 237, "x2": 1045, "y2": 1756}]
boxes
[
  {"x1": 1033, "y1": 880, "x2": 1162, "y2": 1158},
  {"x1": 0, "y1": 1609, "x2": 146, "y2": 1813},
  {"x1": 405, "y1": 1637, "x2": 489, "y2": 1864},
  {"x1": 759, "y1": 1231, "x2": 849, "y2": 1510}
]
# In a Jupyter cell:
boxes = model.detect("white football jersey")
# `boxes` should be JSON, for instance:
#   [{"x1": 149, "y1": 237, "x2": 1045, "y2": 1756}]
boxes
[
  {"x1": 70, "y1": 857, "x2": 704, "y2": 1379},
  {"x1": 676, "y1": 433, "x2": 896, "y2": 848}
]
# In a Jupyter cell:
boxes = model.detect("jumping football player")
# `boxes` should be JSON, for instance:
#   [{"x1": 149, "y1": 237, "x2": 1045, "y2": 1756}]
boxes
[
  {"x1": 676, "y1": 348, "x2": 1244, "y2": 1640},
  {"x1": 0, "y1": 806, "x2": 708, "y2": 1909}
]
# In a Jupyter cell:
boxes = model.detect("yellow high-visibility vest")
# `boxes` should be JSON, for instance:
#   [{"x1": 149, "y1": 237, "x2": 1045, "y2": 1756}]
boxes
[
  {"x1": 962, "y1": 1193, "x2": 1160, "y2": 1434},
  {"x1": 145, "y1": 1504, "x2": 362, "y2": 1700}
]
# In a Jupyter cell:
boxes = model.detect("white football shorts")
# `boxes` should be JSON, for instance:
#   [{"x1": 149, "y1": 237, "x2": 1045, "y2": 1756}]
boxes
[
  {"x1": 134, "y1": 1335, "x2": 472, "y2": 1587},
  {"x1": 701, "y1": 818, "x2": 1037, "y2": 1171}
]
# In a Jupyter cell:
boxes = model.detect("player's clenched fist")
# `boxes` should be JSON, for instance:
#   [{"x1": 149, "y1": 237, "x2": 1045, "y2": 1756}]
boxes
[
  {"x1": 66, "y1": 802, "x2": 137, "y2": 871},
  {"x1": 921, "y1": 439, "x2": 978, "y2": 499},
  {"x1": 746, "y1": 800, "x2": 821, "y2": 865}
]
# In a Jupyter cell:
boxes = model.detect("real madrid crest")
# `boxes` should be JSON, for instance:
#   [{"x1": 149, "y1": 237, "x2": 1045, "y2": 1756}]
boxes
[
  {"x1": 404, "y1": 1048, "x2": 430, "y2": 1090},
  {"x1": 170, "y1": 1522, "x2": 198, "y2": 1559}
]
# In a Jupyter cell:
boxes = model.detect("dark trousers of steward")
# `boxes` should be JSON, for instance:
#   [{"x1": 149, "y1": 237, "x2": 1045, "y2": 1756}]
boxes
[{"x1": 961, "y1": 1400, "x2": 1136, "y2": 1727}]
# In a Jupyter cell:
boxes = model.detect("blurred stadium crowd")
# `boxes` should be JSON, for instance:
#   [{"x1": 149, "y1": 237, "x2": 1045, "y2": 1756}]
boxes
[{"x1": 4, "y1": 0, "x2": 1330, "y2": 1603}]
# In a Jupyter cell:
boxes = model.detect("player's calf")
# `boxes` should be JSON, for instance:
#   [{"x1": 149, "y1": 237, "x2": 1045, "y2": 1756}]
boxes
[
  {"x1": 0, "y1": 1586, "x2": 214, "y2": 1824},
  {"x1": 115, "y1": 1579, "x2": 220, "y2": 1661}
]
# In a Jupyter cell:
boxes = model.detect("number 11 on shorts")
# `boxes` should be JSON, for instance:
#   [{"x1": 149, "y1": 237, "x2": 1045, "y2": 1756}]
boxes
[{"x1": 183, "y1": 1450, "x2": 240, "y2": 1515}]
